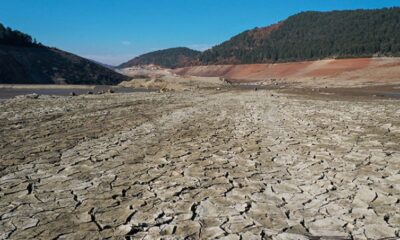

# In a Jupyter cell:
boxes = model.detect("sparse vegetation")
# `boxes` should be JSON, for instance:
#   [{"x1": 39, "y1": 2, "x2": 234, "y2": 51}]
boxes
[{"x1": 130, "y1": 74, "x2": 151, "y2": 80}]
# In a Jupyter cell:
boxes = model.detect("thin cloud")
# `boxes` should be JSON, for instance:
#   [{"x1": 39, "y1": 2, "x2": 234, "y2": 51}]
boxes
[
  {"x1": 121, "y1": 41, "x2": 131, "y2": 46},
  {"x1": 82, "y1": 54, "x2": 134, "y2": 66},
  {"x1": 187, "y1": 44, "x2": 212, "y2": 51}
]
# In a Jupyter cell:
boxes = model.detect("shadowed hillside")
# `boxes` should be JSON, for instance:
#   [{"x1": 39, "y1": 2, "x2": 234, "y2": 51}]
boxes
[{"x1": 0, "y1": 23, "x2": 128, "y2": 84}]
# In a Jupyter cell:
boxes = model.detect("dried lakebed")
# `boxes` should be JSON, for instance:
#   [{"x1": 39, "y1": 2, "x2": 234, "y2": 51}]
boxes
[{"x1": 0, "y1": 91, "x2": 399, "y2": 239}]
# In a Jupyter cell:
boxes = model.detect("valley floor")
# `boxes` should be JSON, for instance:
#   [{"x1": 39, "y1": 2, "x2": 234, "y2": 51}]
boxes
[{"x1": 0, "y1": 89, "x2": 399, "y2": 239}]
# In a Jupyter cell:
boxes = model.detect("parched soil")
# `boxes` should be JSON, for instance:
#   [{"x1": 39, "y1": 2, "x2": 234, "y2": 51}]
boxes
[{"x1": 1, "y1": 90, "x2": 399, "y2": 239}]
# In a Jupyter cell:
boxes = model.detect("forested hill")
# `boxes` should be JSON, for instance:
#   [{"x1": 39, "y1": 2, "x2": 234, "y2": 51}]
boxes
[
  {"x1": 0, "y1": 23, "x2": 128, "y2": 84},
  {"x1": 119, "y1": 47, "x2": 201, "y2": 69},
  {"x1": 199, "y1": 8, "x2": 400, "y2": 65},
  {"x1": 0, "y1": 23, "x2": 40, "y2": 47}
]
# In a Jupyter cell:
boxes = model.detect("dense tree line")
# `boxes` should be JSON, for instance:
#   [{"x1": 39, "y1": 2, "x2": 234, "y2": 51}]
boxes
[
  {"x1": 0, "y1": 23, "x2": 40, "y2": 47},
  {"x1": 119, "y1": 47, "x2": 201, "y2": 69},
  {"x1": 199, "y1": 7, "x2": 400, "y2": 64}
]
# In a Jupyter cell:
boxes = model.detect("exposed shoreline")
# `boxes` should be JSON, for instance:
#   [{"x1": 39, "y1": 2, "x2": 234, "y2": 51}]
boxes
[{"x1": 0, "y1": 84, "x2": 97, "y2": 89}]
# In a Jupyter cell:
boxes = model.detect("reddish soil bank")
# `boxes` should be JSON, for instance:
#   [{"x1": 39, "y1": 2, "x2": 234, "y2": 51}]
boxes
[{"x1": 174, "y1": 58, "x2": 400, "y2": 87}]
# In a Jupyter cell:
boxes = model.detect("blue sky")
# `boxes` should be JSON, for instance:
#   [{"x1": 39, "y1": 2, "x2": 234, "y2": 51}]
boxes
[{"x1": 1, "y1": 0, "x2": 399, "y2": 65}]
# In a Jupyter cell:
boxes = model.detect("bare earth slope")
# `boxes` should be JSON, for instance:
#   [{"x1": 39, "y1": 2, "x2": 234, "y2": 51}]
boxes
[
  {"x1": 1, "y1": 90, "x2": 399, "y2": 239},
  {"x1": 174, "y1": 58, "x2": 400, "y2": 87}
]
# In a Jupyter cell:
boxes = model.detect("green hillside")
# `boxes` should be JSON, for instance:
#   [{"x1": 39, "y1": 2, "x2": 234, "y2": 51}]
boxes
[
  {"x1": 119, "y1": 47, "x2": 201, "y2": 69},
  {"x1": 199, "y1": 8, "x2": 400, "y2": 64}
]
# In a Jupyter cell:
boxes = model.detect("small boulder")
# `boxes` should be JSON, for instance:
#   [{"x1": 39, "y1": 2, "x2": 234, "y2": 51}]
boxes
[{"x1": 26, "y1": 93, "x2": 39, "y2": 99}]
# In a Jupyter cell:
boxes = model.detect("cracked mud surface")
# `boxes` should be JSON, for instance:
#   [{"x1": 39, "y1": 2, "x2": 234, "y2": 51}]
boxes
[{"x1": 1, "y1": 90, "x2": 400, "y2": 239}]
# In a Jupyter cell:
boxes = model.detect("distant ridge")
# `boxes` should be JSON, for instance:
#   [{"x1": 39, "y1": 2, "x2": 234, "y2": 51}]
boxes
[
  {"x1": 122, "y1": 7, "x2": 400, "y2": 68},
  {"x1": 119, "y1": 47, "x2": 200, "y2": 69},
  {"x1": 0, "y1": 23, "x2": 128, "y2": 84}
]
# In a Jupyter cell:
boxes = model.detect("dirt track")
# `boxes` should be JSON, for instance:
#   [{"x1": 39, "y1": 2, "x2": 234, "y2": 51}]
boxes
[{"x1": 1, "y1": 90, "x2": 400, "y2": 239}]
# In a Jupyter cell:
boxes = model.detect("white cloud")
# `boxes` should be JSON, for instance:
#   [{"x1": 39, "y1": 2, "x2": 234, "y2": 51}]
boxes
[
  {"x1": 121, "y1": 41, "x2": 131, "y2": 46},
  {"x1": 82, "y1": 54, "x2": 134, "y2": 66},
  {"x1": 187, "y1": 44, "x2": 212, "y2": 51}
]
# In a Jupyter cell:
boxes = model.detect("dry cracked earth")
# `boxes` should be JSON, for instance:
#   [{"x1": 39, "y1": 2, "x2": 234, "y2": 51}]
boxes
[{"x1": 0, "y1": 90, "x2": 400, "y2": 240}]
